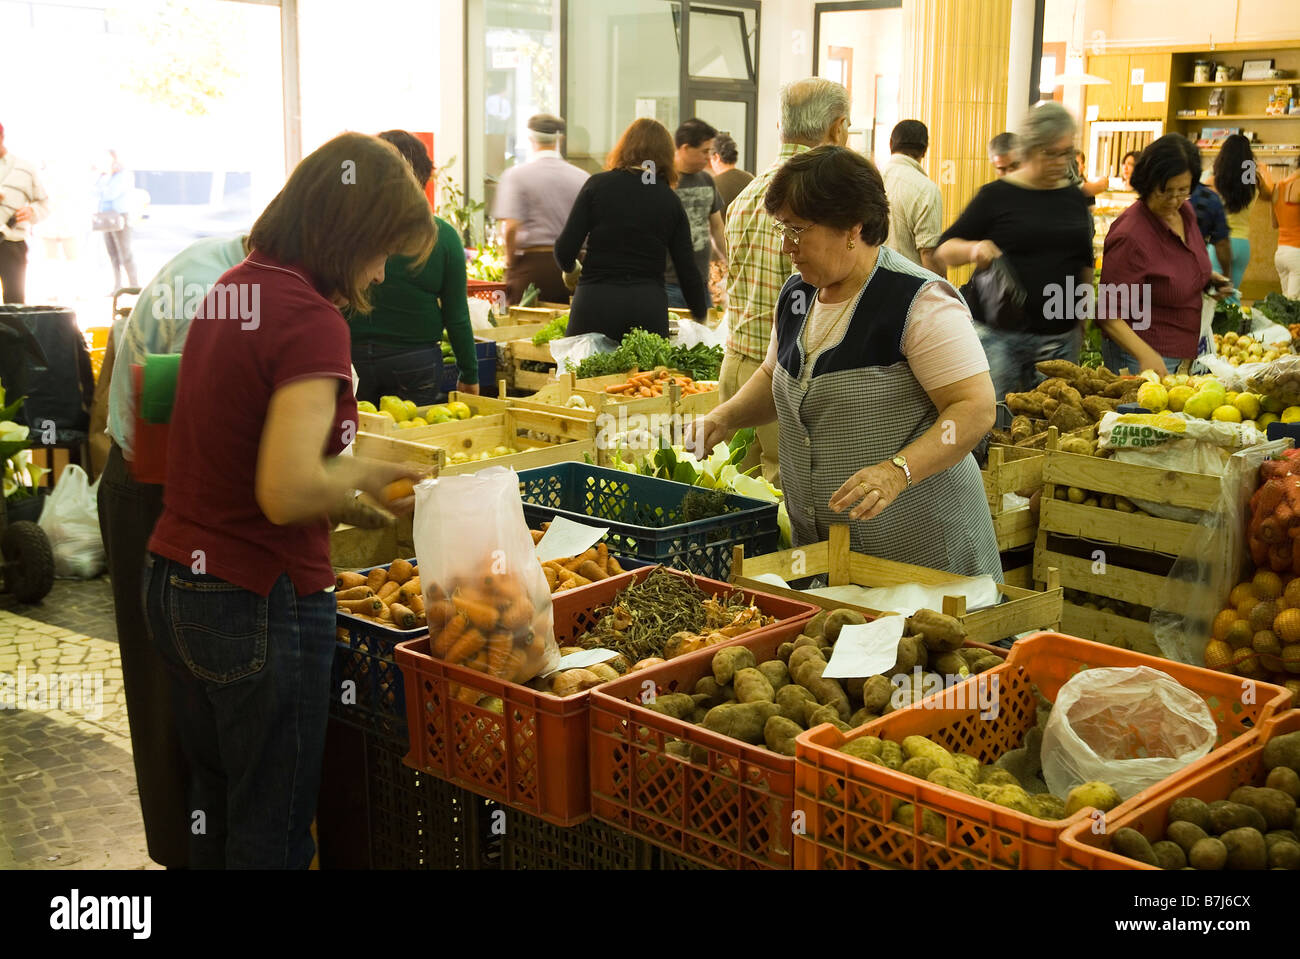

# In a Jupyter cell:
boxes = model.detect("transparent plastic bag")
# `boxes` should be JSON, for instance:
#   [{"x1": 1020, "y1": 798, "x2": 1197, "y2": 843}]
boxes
[
  {"x1": 1041, "y1": 665, "x2": 1217, "y2": 800},
  {"x1": 37, "y1": 464, "x2": 105, "y2": 579},
  {"x1": 550, "y1": 333, "x2": 618, "y2": 373},
  {"x1": 412, "y1": 467, "x2": 558, "y2": 684},
  {"x1": 1151, "y1": 439, "x2": 1289, "y2": 663},
  {"x1": 1243, "y1": 354, "x2": 1300, "y2": 407}
]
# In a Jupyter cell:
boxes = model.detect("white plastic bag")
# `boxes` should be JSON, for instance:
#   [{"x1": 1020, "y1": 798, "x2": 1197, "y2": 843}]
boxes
[
  {"x1": 412, "y1": 467, "x2": 558, "y2": 683},
  {"x1": 37, "y1": 464, "x2": 105, "y2": 579},
  {"x1": 550, "y1": 333, "x2": 618, "y2": 373},
  {"x1": 1041, "y1": 665, "x2": 1217, "y2": 801},
  {"x1": 672, "y1": 319, "x2": 727, "y2": 350}
]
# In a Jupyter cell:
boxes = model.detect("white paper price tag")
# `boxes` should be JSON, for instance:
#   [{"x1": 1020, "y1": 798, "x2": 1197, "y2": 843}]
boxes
[
  {"x1": 823, "y1": 617, "x2": 905, "y2": 679},
  {"x1": 553, "y1": 648, "x2": 620, "y2": 672},
  {"x1": 535, "y1": 516, "x2": 609, "y2": 563}
]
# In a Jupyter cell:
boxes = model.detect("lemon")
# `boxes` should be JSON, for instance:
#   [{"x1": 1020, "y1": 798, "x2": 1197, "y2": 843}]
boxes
[
  {"x1": 356, "y1": 400, "x2": 377, "y2": 414},
  {"x1": 1212, "y1": 405, "x2": 1242, "y2": 423},
  {"x1": 1174, "y1": 373, "x2": 1190, "y2": 385},
  {"x1": 1225, "y1": 390, "x2": 1239, "y2": 404},
  {"x1": 1282, "y1": 407, "x2": 1300, "y2": 425},
  {"x1": 430, "y1": 411, "x2": 453, "y2": 424},
  {"x1": 378, "y1": 409, "x2": 396, "y2": 423},
  {"x1": 1161, "y1": 374, "x2": 1177, "y2": 389},
  {"x1": 1233, "y1": 393, "x2": 1262, "y2": 421},
  {"x1": 1264, "y1": 395, "x2": 1287, "y2": 414},
  {"x1": 379, "y1": 395, "x2": 409, "y2": 422},
  {"x1": 1136, "y1": 382, "x2": 1169, "y2": 411},
  {"x1": 446, "y1": 401, "x2": 471, "y2": 420},
  {"x1": 1182, "y1": 393, "x2": 1218, "y2": 419},
  {"x1": 409, "y1": 416, "x2": 428, "y2": 427},
  {"x1": 402, "y1": 400, "x2": 418, "y2": 420},
  {"x1": 1167, "y1": 385, "x2": 1195, "y2": 412},
  {"x1": 1259, "y1": 412, "x2": 1280, "y2": 429},
  {"x1": 396, "y1": 420, "x2": 417, "y2": 430}
]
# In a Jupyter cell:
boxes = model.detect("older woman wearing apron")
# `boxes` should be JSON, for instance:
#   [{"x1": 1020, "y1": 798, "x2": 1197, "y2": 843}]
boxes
[{"x1": 690, "y1": 146, "x2": 1001, "y2": 579}]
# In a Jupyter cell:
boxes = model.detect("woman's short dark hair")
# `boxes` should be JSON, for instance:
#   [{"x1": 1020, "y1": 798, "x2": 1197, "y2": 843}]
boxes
[
  {"x1": 1130, "y1": 134, "x2": 1193, "y2": 200},
  {"x1": 764, "y1": 145, "x2": 889, "y2": 245},
  {"x1": 250, "y1": 133, "x2": 436, "y2": 314},
  {"x1": 378, "y1": 130, "x2": 434, "y2": 187}
]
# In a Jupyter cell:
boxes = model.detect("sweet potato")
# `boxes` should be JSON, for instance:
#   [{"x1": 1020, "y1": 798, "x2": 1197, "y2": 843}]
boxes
[
  {"x1": 388, "y1": 558, "x2": 414, "y2": 583},
  {"x1": 764, "y1": 715, "x2": 803, "y2": 755},
  {"x1": 364, "y1": 568, "x2": 388, "y2": 592},
  {"x1": 389, "y1": 603, "x2": 419, "y2": 630},
  {"x1": 701, "y1": 702, "x2": 780, "y2": 744},
  {"x1": 733, "y1": 667, "x2": 776, "y2": 703},
  {"x1": 334, "y1": 585, "x2": 375, "y2": 602},
  {"x1": 712, "y1": 646, "x2": 756, "y2": 685},
  {"x1": 790, "y1": 657, "x2": 851, "y2": 721}
]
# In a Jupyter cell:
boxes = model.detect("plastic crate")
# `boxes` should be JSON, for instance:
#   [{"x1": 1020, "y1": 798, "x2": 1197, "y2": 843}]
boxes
[
  {"x1": 793, "y1": 631, "x2": 1293, "y2": 871},
  {"x1": 330, "y1": 560, "x2": 424, "y2": 748},
  {"x1": 467, "y1": 278, "x2": 507, "y2": 305},
  {"x1": 499, "y1": 807, "x2": 654, "y2": 869},
  {"x1": 588, "y1": 618, "x2": 1008, "y2": 870},
  {"x1": 1058, "y1": 709, "x2": 1300, "y2": 870},
  {"x1": 517, "y1": 463, "x2": 779, "y2": 581},
  {"x1": 439, "y1": 338, "x2": 498, "y2": 397},
  {"x1": 395, "y1": 565, "x2": 818, "y2": 826}
]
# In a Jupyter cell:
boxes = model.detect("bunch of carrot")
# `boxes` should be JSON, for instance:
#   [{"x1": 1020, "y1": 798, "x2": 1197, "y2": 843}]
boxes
[
  {"x1": 335, "y1": 558, "x2": 424, "y2": 630},
  {"x1": 530, "y1": 525, "x2": 624, "y2": 591},
  {"x1": 425, "y1": 566, "x2": 547, "y2": 688},
  {"x1": 604, "y1": 369, "x2": 712, "y2": 398}
]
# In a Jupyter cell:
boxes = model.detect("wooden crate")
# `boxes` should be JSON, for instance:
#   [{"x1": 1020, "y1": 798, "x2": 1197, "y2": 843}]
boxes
[
  {"x1": 981, "y1": 445, "x2": 1042, "y2": 550},
  {"x1": 1032, "y1": 428, "x2": 1221, "y2": 656},
  {"x1": 357, "y1": 391, "x2": 512, "y2": 437},
  {"x1": 730, "y1": 524, "x2": 1063, "y2": 646}
]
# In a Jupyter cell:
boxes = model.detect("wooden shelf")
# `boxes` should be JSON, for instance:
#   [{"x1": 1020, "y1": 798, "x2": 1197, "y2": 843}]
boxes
[
  {"x1": 1175, "y1": 113, "x2": 1300, "y2": 120},
  {"x1": 1177, "y1": 80, "x2": 1298, "y2": 87}
]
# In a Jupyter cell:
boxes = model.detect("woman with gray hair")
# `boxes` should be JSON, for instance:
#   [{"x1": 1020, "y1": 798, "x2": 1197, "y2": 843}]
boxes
[{"x1": 936, "y1": 102, "x2": 1094, "y2": 426}]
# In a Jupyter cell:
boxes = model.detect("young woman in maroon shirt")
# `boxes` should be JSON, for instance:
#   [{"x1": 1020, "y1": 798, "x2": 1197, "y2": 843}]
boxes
[{"x1": 143, "y1": 133, "x2": 434, "y2": 868}]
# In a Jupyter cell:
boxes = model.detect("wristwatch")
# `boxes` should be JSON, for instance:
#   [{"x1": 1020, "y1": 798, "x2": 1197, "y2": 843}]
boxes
[{"x1": 891, "y1": 454, "x2": 912, "y2": 488}]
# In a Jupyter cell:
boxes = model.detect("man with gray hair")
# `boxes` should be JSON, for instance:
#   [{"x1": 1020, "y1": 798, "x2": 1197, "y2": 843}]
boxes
[
  {"x1": 494, "y1": 113, "x2": 589, "y2": 304},
  {"x1": 988, "y1": 132, "x2": 1020, "y2": 178},
  {"x1": 720, "y1": 77, "x2": 850, "y2": 486}
]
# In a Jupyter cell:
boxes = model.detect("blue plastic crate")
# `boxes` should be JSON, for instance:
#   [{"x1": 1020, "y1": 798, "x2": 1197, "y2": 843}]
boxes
[
  {"x1": 331, "y1": 560, "x2": 423, "y2": 747},
  {"x1": 439, "y1": 338, "x2": 497, "y2": 397},
  {"x1": 517, "y1": 464, "x2": 779, "y2": 581}
]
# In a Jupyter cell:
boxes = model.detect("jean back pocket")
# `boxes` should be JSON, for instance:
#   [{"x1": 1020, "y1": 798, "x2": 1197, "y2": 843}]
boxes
[{"x1": 166, "y1": 570, "x2": 269, "y2": 684}]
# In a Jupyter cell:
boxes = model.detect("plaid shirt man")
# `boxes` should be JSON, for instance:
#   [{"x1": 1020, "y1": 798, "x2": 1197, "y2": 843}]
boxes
[{"x1": 723, "y1": 143, "x2": 810, "y2": 361}]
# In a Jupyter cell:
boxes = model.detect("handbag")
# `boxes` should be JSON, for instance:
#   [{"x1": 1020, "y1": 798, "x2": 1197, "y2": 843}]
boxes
[
  {"x1": 962, "y1": 256, "x2": 1029, "y2": 332},
  {"x1": 92, "y1": 211, "x2": 126, "y2": 232}
]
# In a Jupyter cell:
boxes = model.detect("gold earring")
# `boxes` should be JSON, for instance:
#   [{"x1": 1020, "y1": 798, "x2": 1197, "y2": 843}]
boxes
[{"x1": 848, "y1": 238, "x2": 855, "y2": 249}]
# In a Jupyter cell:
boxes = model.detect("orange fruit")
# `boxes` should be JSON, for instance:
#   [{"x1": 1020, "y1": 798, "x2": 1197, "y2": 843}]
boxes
[
  {"x1": 1285, "y1": 645, "x2": 1300, "y2": 674},
  {"x1": 1225, "y1": 620, "x2": 1254, "y2": 649},
  {"x1": 1275, "y1": 607, "x2": 1300, "y2": 644},
  {"x1": 1212, "y1": 609, "x2": 1239, "y2": 641},
  {"x1": 1253, "y1": 631, "x2": 1284, "y2": 672},
  {"x1": 1232, "y1": 647, "x2": 1266, "y2": 679},
  {"x1": 1239, "y1": 598, "x2": 1260, "y2": 621},
  {"x1": 1203, "y1": 639, "x2": 1235, "y2": 672},
  {"x1": 1253, "y1": 569, "x2": 1284, "y2": 600},
  {"x1": 1249, "y1": 600, "x2": 1280, "y2": 633},
  {"x1": 1229, "y1": 582, "x2": 1257, "y2": 608},
  {"x1": 1285, "y1": 578, "x2": 1300, "y2": 610}
]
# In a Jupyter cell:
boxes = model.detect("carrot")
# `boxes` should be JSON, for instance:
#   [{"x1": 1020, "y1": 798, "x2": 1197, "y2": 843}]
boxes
[
  {"x1": 563, "y1": 548, "x2": 598, "y2": 572},
  {"x1": 408, "y1": 593, "x2": 425, "y2": 616},
  {"x1": 335, "y1": 585, "x2": 374, "y2": 602},
  {"x1": 608, "y1": 556, "x2": 623, "y2": 574},
  {"x1": 364, "y1": 568, "x2": 388, "y2": 592},
  {"x1": 432, "y1": 613, "x2": 468, "y2": 657},
  {"x1": 530, "y1": 529, "x2": 545, "y2": 544},
  {"x1": 465, "y1": 651, "x2": 491, "y2": 673},
  {"x1": 446, "y1": 628, "x2": 487, "y2": 665},
  {"x1": 542, "y1": 564, "x2": 559, "y2": 590},
  {"x1": 336, "y1": 571, "x2": 367, "y2": 590},
  {"x1": 426, "y1": 598, "x2": 456, "y2": 631},
  {"x1": 577, "y1": 560, "x2": 607, "y2": 582},
  {"x1": 389, "y1": 603, "x2": 418, "y2": 629},
  {"x1": 388, "y1": 558, "x2": 414, "y2": 583},
  {"x1": 595, "y1": 542, "x2": 609, "y2": 574},
  {"x1": 377, "y1": 581, "x2": 401, "y2": 603},
  {"x1": 606, "y1": 383, "x2": 632, "y2": 394},
  {"x1": 398, "y1": 578, "x2": 422, "y2": 604},
  {"x1": 339, "y1": 597, "x2": 383, "y2": 614},
  {"x1": 453, "y1": 595, "x2": 499, "y2": 631},
  {"x1": 377, "y1": 604, "x2": 394, "y2": 623},
  {"x1": 487, "y1": 630, "x2": 513, "y2": 676},
  {"x1": 500, "y1": 597, "x2": 534, "y2": 630}
]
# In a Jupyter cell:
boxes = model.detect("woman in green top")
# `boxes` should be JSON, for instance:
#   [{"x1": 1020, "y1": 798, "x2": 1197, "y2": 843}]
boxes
[{"x1": 349, "y1": 130, "x2": 480, "y2": 403}]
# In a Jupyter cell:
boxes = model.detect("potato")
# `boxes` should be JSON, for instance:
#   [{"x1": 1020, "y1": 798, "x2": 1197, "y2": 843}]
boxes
[
  {"x1": 775, "y1": 684, "x2": 815, "y2": 723},
  {"x1": 951, "y1": 753, "x2": 981, "y2": 783},
  {"x1": 1152, "y1": 840, "x2": 1188, "y2": 870},
  {"x1": 791, "y1": 658, "x2": 852, "y2": 720},
  {"x1": 1268, "y1": 838, "x2": 1300, "y2": 869},
  {"x1": 860, "y1": 675, "x2": 894, "y2": 714},
  {"x1": 550, "y1": 669, "x2": 604, "y2": 696},
  {"x1": 986, "y1": 784, "x2": 1034, "y2": 814},
  {"x1": 980, "y1": 768, "x2": 1022, "y2": 788},
  {"x1": 587, "y1": 663, "x2": 620, "y2": 683},
  {"x1": 1220, "y1": 827, "x2": 1268, "y2": 870},
  {"x1": 1029, "y1": 793, "x2": 1068, "y2": 820},
  {"x1": 1265, "y1": 766, "x2": 1300, "y2": 800},
  {"x1": 1112, "y1": 827, "x2": 1159, "y2": 866},
  {"x1": 1189, "y1": 836, "x2": 1228, "y2": 870},
  {"x1": 689, "y1": 707, "x2": 709, "y2": 723},
  {"x1": 1166, "y1": 820, "x2": 1209, "y2": 855},
  {"x1": 700, "y1": 701, "x2": 780, "y2": 744},
  {"x1": 1059, "y1": 436, "x2": 1094, "y2": 456},
  {"x1": 788, "y1": 645, "x2": 827, "y2": 676},
  {"x1": 733, "y1": 667, "x2": 776, "y2": 704},
  {"x1": 804, "y1": 610, "x2": 828, "y2": 638},
  {"x1": 1064, "y1": 781, "x2": 1121, "y2": 817},
  {"x1": 900, "y1": 756, "x2": 940, "y2": 780},
  {"x1": 967, "y1": 653, "x2": 1003, "y2": 675},
  {"x1": 756, "y1": 659, "x2": 790, "y2": 692},
  {"x1": 643, "y1": 692, "x2": 696, "y2": 719},
  {"x1": 776, "y1": 642, "x2": 796, "y2": 664},
  {"x1": 843, "y1": 676, "x2": 866, "y2": 707},
  {"x1": 901, "y1": 735, "x2": 956, "y2": 769},
  {"x1": 1229, "y1": 785, "x2": 1298, "y2": 830},
  {"x1": 693, "y1": 676, "x2": 727, "y2": 704},
  {"x1": 1263, "y1": 730, "x2": 1300, "y2": 774},
  {"x1": 1167, "y1": 797, "x2": 1212, "y2": 833},
  {"x1": 711, "y1": 646, "x2": 756, "y2": 686},
  {"x1": 840, "y1": 735, "x2": 883, "y2": 760},
  {"x1": 906, "y1": 609, "x2": 967, "y2": 653},
  {"x1": 927, "y1": 768, "x2": 979, "y2": 796},
  {"x1": 848, "y1": 708, "x2": 880, "y2": 728},
  {"x1": 930, "y1": 652, "x2": 970, "y2": 678},
  {"x1": 663, "y1": 740, "x2": 693, "y2": 759},
  {"x1": 822, "y1": 608, "x2": 868, "y2": 645},
  {"x1": 879, "y1": 740, "x2": 904, "y2": 770},
  {"x1": 763, "y1": 715, "x2": 803, "y2": 756},
  {"x1": 893, "y1": 802, "x2": 946, "y2": 840},
  {"x1": 887, "y1": 636, "x2": 921, "y2": 675},
  {"x1": 1208, "y1": 800, "x2": 1268, "y2": 835}
]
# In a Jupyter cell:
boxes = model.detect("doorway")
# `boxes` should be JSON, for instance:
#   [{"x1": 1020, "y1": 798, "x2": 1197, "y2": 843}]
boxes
[{"x1": 813, "y1": 0, "x2": 902, "y2": 169}]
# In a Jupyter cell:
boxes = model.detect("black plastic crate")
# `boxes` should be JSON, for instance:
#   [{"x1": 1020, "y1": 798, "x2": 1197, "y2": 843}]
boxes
[
  {"x1": 439, "y1": 338, "x2": 497, "y2": 398},
  {"x1": 499, "y1": 807, "x2": 652, "y2": 870},
  {"x1": 517, "y1": 463, "x2": 779, "y2": 581},
  {"x1": 654, "y1": 847, "x2": 718, "y2": 870}
]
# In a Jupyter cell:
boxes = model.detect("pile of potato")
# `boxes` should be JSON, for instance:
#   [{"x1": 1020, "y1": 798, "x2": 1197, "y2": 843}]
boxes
[
  {"x1": 989, "y1": 360, "x2": 1145, "y2": 453},
  {"x1": 1050, "y1": 484, "x2": 1154, "y2": 516},
  {"x1": 641, "y1": 607, "x2": 1003, "y2": 758},
  {"x1": 1108, "y1": 730, "x2": 1300, "y2": 869},
  {"x1": 1062, "y1": 588, "x2": 1149, "y2": 623}
]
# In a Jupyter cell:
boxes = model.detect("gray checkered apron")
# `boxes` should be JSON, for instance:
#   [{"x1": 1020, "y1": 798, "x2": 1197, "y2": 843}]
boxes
[{"x1": 771, "y1": 247, "x2": 1002, "y2": 580}]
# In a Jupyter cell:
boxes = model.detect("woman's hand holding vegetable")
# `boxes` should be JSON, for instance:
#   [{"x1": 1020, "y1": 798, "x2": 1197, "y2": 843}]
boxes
[
  {"x1": 685, "y1": 411, "x2": 729, "y2": 460},
  {"x1": 830, "y1": 461, "x2": 908, "y2": 521}
]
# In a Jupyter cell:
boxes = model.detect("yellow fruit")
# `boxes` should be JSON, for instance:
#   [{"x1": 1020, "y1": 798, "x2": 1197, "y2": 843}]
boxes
[
  {"x1": 1275, "y1": 607, "x2": 1300, "y2": 644},
  {"x1": 1226, "y1": 391, "x2": 1240, "y2": 404},
  {"x1": 396, "y1": 420, "x2": 416, "y2": 430},
  {"x1": 1263, "y1": 395, "x2": 1286, "y2": 414},
  {"x1": 409, "y1": 416, "x2": 428, "y2": 427},
  {"x1": 1182, "y1": 393, "x2": 1218, "y2": 419},
  {"x1": 1233, "y1": 647, "x2": 1266, "y2": 679},
  {"x1": 1212, "y1": 405, "x2": 1242, "y2": 423},
  {"x1": 1167, "y1": 385, "x2": 1195, "y2": 412},
  {"x1": 1204, "y1": 639, "x2": 1235, "y2": 672},
  {"x1": 1161, "y1": 374, "x2": 1177, "y2": 389},
  {"x1": 1250, "y1": 600, "x2": 1281, "y2": 633},
  {"x1": 1137, "y1": 382, "x2": 1169, "y2": 411},
  {"x1": 378, "y1": 410, "x2": 397, "y2": 423},
  {"x1": 402, "y1": 400, "x2": 418, "y2": 420},
  {"x1": 1283, "y1": 407, "x2": 1300, "y2": 424},
  {"x1": 1260, "y1": 413, "x2": 1281, "y2": 429},
  {"x1": 1229, "y1": 582, "x2": 1257, "y2": 608},
  {"x1": 1067, "y1": 487, "x2": 1086, "y2": 504},
  {"x1": 1239, "y1": 598, "x2": 1261, "y2": 622},
  {"x1": 430, "y1": 411, "x2": 453, "y2": 424},
  {"x1": 1213, "y1": 608, "x2": 1240, "y2": 641},
  {"x1": 356, "y1": 400, "x2": 377, "y2": 414},
  {"x1": 1253, "y1": 569, "x2": 1284, "y2": 600},
  {"x1": 1234, "y1": 394, "x2": 1262, "y2": 420},
  {"x1": 1226, "y1": 620, "x2": 1254, "y2": 649},
  {"x1": 1284, "y1": 578, "x2": 1300, "y2": 611},
  {"x1": 446, "y1": 401, "x2": 472, "y2": 420}
]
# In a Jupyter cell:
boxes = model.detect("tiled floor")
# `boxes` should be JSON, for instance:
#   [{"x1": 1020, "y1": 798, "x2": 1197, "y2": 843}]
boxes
[{"x1": 0, "y1": 577, "x2": 159, "y2": 870}]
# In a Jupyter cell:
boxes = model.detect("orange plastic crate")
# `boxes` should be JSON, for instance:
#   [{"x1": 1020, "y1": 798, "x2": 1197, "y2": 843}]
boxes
[
  {"x1": 396, "y1": 566, "x2": 818, "y2": 826},
  {"x1": 1058, "y1": 709, "x2": 1300, "y2": 870},
  {"x1": 793, "y1": 631, "x2": 1293, "y2": 871},
  {"x1": 588, "y1": 619, "x2": 1008, "y2": 869}
]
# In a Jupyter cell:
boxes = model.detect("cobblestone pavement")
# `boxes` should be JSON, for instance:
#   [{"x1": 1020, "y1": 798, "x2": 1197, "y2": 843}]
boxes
[{"x1": 0, "y1": 586, "x2": 160, "y2": 870}]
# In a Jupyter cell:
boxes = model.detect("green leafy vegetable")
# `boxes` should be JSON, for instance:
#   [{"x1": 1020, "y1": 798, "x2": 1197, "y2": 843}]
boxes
[
  {"x1": 571, "y1": 328, "x2": 723, "y2": 380},
  {"x1": 1256, "y1": 293, "x2": 1300, "y2": 328},
  {"x1": 1213, "y1": 301, "x2": 1245, "y2": 337},
  {"x1": 531, "y1": 313, "x2": 571, "y2": 345}
]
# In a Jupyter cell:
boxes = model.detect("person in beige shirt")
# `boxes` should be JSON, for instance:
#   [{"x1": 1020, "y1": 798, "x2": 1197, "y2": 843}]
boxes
[{"x1": 881, "y1": 120, "x2": 945, "y2": 277}]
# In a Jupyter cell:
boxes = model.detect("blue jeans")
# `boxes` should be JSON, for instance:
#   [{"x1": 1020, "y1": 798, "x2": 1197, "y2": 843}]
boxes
[
  {"x1": 975, "y1": 323, "x2": 1082, "y2": 428},
  {"x1": 143, "y1": 555, "x2": 335, "y2": 869},
  {"x1": 1101, "y1": 340, "x2": 1185, "y2": 376},
  {"x1": 665, "y1": 282, "x2": 711, "y2": 311},
  {"x1": 351, "y1": 343, "x2": 446, "y2": 407},
  {"x1": 1209, "y1": 238, "x2": 1249, "y2": 304}
]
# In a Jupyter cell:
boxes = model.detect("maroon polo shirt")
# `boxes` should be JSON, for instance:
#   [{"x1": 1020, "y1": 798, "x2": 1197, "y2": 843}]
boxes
[
  {"x1": 1100, "y1": 198, "x2": 1211, "y2": 359},
  {"x1": 149, "y1": 252, "x2": 358, "y2": 597}
]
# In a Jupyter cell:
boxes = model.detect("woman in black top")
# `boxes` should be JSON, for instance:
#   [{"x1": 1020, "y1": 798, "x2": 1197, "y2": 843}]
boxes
[
  {"x1": 936, "y1": 102, "x2": 1094, "y2": 427},
  {"x1": 555, "y1": 118, "x2": 708, "y2": 339}
]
